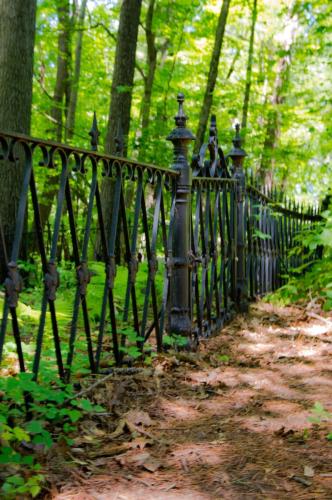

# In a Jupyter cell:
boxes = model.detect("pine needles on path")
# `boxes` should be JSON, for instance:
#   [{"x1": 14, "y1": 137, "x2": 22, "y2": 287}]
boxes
[{"x1": 46, "y1": 303, "x2": 332, "y2": 499}]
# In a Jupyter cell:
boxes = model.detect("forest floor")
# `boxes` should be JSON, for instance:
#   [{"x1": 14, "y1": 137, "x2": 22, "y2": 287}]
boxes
[{"x1": 45, "y1": 301, "x2": 332, "y2": 500}]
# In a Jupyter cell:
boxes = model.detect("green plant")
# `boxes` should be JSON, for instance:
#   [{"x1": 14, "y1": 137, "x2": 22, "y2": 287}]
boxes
[
  {"x1": 119, "y1": 327, "x2": 145, "y2": 359},
  {"x1": 163, "y1": 334, "x2": 189, "y2": 349},
  {"x1": 267, "y1": 208, "x2": 332, "y2": 310},
  {"x1": 0, "y1": 373, "x2": 105, "y2": 498},
  {"x1": 308, "y1": 402, "x2": 332, "y2": 440}
]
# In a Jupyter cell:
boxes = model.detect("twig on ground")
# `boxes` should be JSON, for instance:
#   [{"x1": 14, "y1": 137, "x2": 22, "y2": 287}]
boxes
[{"x1": 64, "y1": 368, "x2": 152, "y2": 404}]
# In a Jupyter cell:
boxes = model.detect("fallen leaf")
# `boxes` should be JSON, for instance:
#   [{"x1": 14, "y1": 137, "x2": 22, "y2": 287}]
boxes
[
  {"x1": 126, "y1": 451, "x2": 151, "y2": 466},
  {"x1": 142, "y1": 456, "x2": 161, "y2": 472},
  {"x1": 126, "y1": 410, "x2": 153, "y2": 427},
  {"x1": 304, "y1": 465, "x2": 315, "y2": 477}
]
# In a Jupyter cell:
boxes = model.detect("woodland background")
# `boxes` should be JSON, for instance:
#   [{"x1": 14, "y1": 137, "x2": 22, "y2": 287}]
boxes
[{"x1": 29, "y1": 0, "x2": 331, "y2": 201}]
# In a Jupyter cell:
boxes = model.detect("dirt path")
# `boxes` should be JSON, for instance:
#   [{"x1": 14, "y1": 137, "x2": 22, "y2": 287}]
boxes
[{"x1": 48, "y1": 302, "x2": 332, "y2": 499}]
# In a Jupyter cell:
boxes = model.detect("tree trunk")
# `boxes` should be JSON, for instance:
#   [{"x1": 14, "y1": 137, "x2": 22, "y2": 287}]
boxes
[
  {"x1": 259, "y1": 4, "x2": 298, "y2": 186},
  {"x1": 39, "y1": 0, "x2": 72, "y2": 230},
  {"x1": 97, "y1": 0, "x2": 142, "y2": 260},
  {"x1": 141, "y1": 0, "x2": 157, "y2": 133},
  {"x1": 0, "y1": 0, "x2": 36, "y2": 279},
  {"x1": 105, "y1": 0, "x2": 142, "y2": 155},
  {"x1": 259, "y1": 53, "x2": 291, "y2": 186},
  {"x1": 241, "y1": 0, "x2": 257, "y2": 133},
  {"x1": 50, "y1": 0, "x2": 72, "y2": 142},
  {"x1": 194, "y1": 0, "x2": 231, "y2": 152},
  {"x1": 65, "y1": 0, "x2": 88, "y2": 142}
]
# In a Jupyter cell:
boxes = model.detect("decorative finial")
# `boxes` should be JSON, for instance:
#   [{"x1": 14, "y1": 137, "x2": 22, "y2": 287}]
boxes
[
  {"x1": 233, "y1": 123, "x2": 242, "y2": 149},
  {"x1": 174, "y1": 92, "x2": 187, "y2": 128},
  {"x1": 166, "y1": 93, "x2": 195, "y2": 142},
  {"x1": 89, "y1": 111, "x2": 100, "y2": 151},
  {"x1": 209, "y1": 114, "x2": 217, "y2": 138},
  {"x1": 227, "y1": 122, "x2": 247, "y2": 164}
]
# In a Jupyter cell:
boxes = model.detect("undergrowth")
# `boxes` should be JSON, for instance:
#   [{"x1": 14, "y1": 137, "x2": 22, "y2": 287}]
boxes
[
  {"x1": 267, "y1": 208, "x2": 332, "y2": 310},
  {"x1": 0, "y1": 373, "x2": 105, "y2": 498}
]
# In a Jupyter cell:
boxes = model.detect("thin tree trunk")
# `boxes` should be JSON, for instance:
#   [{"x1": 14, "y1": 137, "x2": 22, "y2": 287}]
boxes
[
  {"x1": 226, "y1": 48, "x2": 240, "y2": 80},
  {"x1": 0, "y1": 0, "x2": 37, "y2": 279},
  {"x1": 39, "y1": 0, "x2": 72, "y2": 229},
  {"x1": 241, "y1": 0, "x2": 258, "y2": 133},
  {"x1": 259, "y1": 2, "x2": 298, "y2": 186},
  {"x1": 97, "y1": 0, "x2": 142, "y2": 260},
  {"x1": 259, "y1": 54, "x2": 291, "y2": 187},
  {"x1": 136, "y1": 0, "x2": 159, "y2": 161},
  {"x1": 51, "y1": 0, "x2": 72, "y2": 142},
  {"x1": 194, "y1": 0, "x2": 231, "y2": 152},
  {"x1": 141, "y1": 0, "x2": 157, "y2": 132},
  {"x1": 65, "y1": 0, "x2": 88, "y2": 141}
]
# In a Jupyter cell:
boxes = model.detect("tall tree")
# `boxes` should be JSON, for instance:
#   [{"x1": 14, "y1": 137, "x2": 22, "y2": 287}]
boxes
[
  {"x1": 194, "y1": 0, "x2": 231, "y2": 152},
  {"x1": 241, "y1": 0, "x2": 258, "y2": 133},
  {"x1": 105, "y1": 0, "x2": 143, "y2": 154},
  {"x1": 140, "y1": 0, "x2": 157, "y2": 133},
  {"x1": 0, "y1": 0, "x2": 37, "y2": 278},
  {"x1": 97, "y1": 0, "x2": 142, "y2": 259},
  {"x1": 51, "y1": 0, "x2": 72, "y2": 142},
  {"x1": 259, "y1": 7, "x2": 298, "y2": 186},
  {"x1": 65, "y1": 0, "x2": 88, "y2": 141},
  {"x1": 39, "y1": 0, "x2": 73, "y2": 229}
]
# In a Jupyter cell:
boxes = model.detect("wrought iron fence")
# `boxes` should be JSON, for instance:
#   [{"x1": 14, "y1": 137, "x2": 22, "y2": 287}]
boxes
[{"x1": 0, "y1": 93, "x2": 321, "y2": 383}]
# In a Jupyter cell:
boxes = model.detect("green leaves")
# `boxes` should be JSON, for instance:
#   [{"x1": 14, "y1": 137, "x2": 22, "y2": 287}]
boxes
[
  {"x1": 253, "y1": 229, "x2": 272, "y2": 240},
  {"x1": 163, "y1": 334, "x2": 188, "y2": 348}
]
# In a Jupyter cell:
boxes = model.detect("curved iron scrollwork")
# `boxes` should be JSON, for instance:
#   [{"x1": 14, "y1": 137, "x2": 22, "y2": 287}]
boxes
[{"x1": 192, "y1": 115, "x2": 230, "y2": 178}]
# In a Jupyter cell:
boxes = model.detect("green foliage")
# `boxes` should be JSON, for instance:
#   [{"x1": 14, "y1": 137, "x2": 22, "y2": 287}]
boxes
[
  {"x1": 0, "y1": 373, "x2": 105, "y2": 498},
  {"x1": 253, "y1": 229, "x2": 272, "y2": 240},
  {"x1": 163, "y1": 334, "x2": 188, "y2": 349},
  {"x1": 217, "y1": 354, "x2": 230, "y2": 363},
  {"x1": 267, "y1": 208, "x2": 332, "y2": 310},
  {"x1": 31, "y1": 0, "x2": 332, "y2": 200},
  {"x1": 308, "y1": 402, "x2": 332, "y2": 441}
]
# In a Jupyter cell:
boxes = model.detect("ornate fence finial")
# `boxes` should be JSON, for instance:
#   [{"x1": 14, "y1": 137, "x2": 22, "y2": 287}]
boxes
[
  {"x1": 167, "y1": 93, "x2": 195, "y2": 143},
  {"x1": 175, "y1": 92, "x2": 186, "y2": 128},
  {"x1": 209, "y1": 114, "x2": 217, "y2": 138},
  {"x1": 227, "y1": 123, "x2": 247, "y2": 171},
  {"x1": 89, "y1": 112, "x2": 100, "y2": 152}
]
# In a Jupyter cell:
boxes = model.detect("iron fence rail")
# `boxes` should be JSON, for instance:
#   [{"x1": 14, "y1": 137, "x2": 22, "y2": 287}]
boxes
[{"x1": 0, "y1": 94, "x2": 321, "y2": 384}]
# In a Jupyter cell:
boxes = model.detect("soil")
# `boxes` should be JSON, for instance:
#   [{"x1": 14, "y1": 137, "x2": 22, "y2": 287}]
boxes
[{"x1": 45, "y1": 302, "x2": 332, "y2": 500}]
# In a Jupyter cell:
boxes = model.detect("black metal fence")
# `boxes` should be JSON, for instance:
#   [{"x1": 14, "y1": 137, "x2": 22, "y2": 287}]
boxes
[{"x1": 0, "y1": 94, "x2": 321, "y2": 383}]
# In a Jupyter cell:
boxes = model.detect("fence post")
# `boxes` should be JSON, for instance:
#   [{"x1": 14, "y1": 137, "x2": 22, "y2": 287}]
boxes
[
  {"x1": 228, "y1": 124, "x2": 248, "y2": 312},
  {"x1": 166, "y1": 93, "x2": 195, "y2": 341}
]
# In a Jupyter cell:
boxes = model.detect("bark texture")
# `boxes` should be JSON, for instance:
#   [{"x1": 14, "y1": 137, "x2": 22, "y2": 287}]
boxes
[
  {"x1": 105, "y1": 0, "x2": 142, "y2": 155},
  {"x1": 259, "y1": 34, "x2": 297, "y2": 185},
  {"x1": 241, "y1": 0, "x2": 257, "y2": 133},
  {"x1": 194, "y1": 0, "x2": 231, "y2": 152},
  {"x1": 51, "y1": 0, "x2": 72, "y2": 142},
  {"x1": 0, "y1": 0, "x2": 37, "y2": 278},
  {"x1": 39, "y1": 0, "x2": 73, "y2": 229},
  {"x1": 65, "y1": 0, "x2": 88, "y2": 141},
  {"x1": 141, "y1": 0, "x2": 157, "y2": 133},
  {"x1": 98, "y1": 0, "x2": 142, "y2": 260}
]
